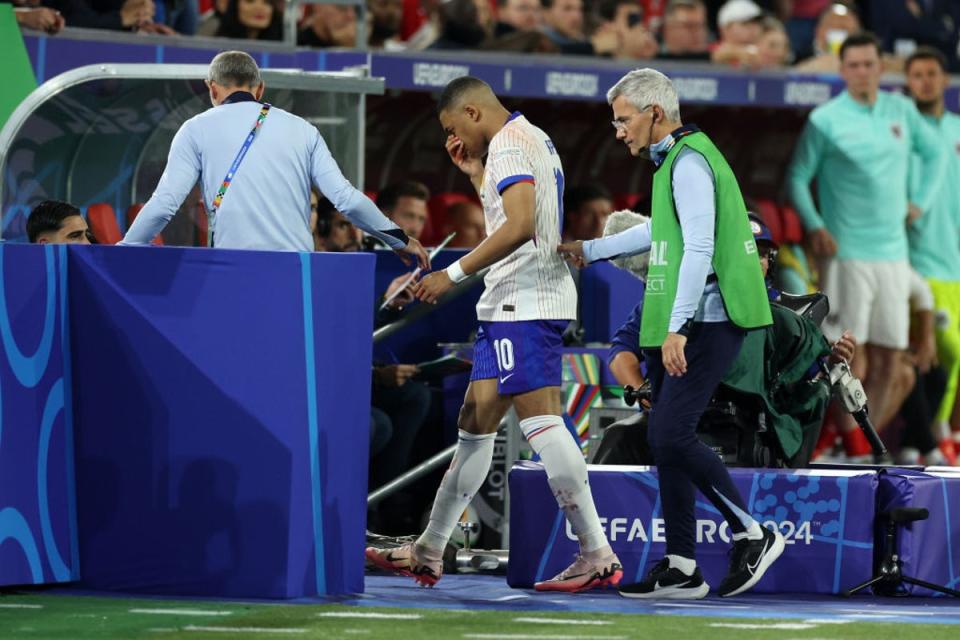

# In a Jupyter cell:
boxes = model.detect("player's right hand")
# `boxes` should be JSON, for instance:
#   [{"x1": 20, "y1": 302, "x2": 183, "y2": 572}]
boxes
[
  {"x1": 556, "y1": 240, "x2": 587, "y2": 268},
  {"x1": 446, "y1": 135, "x2": 483, "y2": 179},
  {"x1": 396, "y1": 237, "x2": 430, "y2": 270},
  {"x1": 807, "y1": 228, "x2": 837, "y2": 258}
]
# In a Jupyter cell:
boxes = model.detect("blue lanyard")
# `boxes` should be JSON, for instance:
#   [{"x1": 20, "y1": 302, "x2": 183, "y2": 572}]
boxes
[{"x1": 208, "y1": 102, "x2": 271, "y2": 245}]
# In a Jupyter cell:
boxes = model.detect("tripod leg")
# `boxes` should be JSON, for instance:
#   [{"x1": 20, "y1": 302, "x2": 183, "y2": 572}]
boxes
[
  {"x1": 901, "y1": 576, "x2": 960, "y2": 598},
  {"x1": 842, "y1": 575, "x2": 886, "y2": 597}
]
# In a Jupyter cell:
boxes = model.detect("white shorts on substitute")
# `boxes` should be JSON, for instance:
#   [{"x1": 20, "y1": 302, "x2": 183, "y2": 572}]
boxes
[{"x1": 821, "y1": 258, "x2": 910, "y2": 350}]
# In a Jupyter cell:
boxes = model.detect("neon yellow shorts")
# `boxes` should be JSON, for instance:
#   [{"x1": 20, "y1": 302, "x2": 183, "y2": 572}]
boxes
[{"x1": 928, "y1": 278, "x2": 960, "y2": 425}]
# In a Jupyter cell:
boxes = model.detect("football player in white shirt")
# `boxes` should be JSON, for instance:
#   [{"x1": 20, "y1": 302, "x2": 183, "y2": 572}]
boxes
[{"x1": 366, "y1": 77, "x2": 621, "y2": 592}]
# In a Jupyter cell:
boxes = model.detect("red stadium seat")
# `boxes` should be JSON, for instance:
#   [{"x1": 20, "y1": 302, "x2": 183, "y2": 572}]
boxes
[
  {"x1": 752, "y1": 198, "x2": 783, "y2": 245},
  {"x1": 86, "y1": 203, "x2": 122, "y2": 245},
  {"x1": 125, "y1": 204, "x2": 163, "y2": 246},
  {"x1": 613, "y1": 193, "x2": 643, "y2": 212},
  {"x1": 426, "y1": 192, "x2": 474, "y2": 246},
  {"x1": 779, "y1": 205, "x2": 805, "y2": 244}
]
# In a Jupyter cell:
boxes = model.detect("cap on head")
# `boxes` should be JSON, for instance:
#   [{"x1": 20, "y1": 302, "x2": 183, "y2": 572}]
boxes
[
  {"x1": 748, "y1": 213, "x2": 777, "y2": 248},
  {"x1": 718, "y1": 0, "x2": 762, "y2": 27}
]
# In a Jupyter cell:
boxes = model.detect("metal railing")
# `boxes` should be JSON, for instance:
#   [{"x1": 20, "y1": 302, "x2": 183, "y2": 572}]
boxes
[
  {"x1": 283, "y1": 0, "x2": 367, "y2": 49},
  {"x1": 366, "y1": 268, "x2": 487, "y2": 504}
]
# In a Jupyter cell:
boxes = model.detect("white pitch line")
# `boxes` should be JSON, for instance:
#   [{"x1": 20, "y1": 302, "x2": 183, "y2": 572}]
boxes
[
  {"x1": 653, "y1": 602, "x2": 750, "y2": 609},
  {"x1": 183, "y1": 626, "x2": 307, "y2": 634},
  {"x1": 512, "y1": 618, "x2": 611, "y2": 626},
  {"x1": 0, "y1": 604, "x2": 43, "y2": 609},
  {"x1": 130, "y1": 608, "x2": 233, "y2": 617},
  {"x1": 317, "y1": 612, "x2": 422, "y2": 620},
  {"x1": 837, "y1": 608, "x2": 938, "y2": 616},
  {"x1": 803, "y1": 619, "x2": 854, "y2": 625},
  {"x1": 710, "y1": 623, "x2": 818, "y2": 630},
  {"x1": 464, "y1": 635, "x2": 626, "y2": 640}
]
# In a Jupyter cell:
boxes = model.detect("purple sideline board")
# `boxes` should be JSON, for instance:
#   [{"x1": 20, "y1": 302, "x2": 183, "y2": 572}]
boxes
[
  {"x1": 0, "y1": 244, "x2": 79, "y2": 588},
  {"x1": 877, "y1": 468, "x2": 960, "y2": 597},
  {"x1": 508, "y1": 462, "x2": 878, "y2": 594}
]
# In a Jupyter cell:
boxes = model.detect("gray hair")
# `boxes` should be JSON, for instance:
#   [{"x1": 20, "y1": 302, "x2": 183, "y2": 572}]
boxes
[
  {"x1": 604, "y1": 210, "x2": 651, "y2": 281},
  {"x1": 208, "y1": 51, "x2": 262, "y2": 88},
  {"x1": 606, "y1": 68, "x2": 681, "y2": 121}
]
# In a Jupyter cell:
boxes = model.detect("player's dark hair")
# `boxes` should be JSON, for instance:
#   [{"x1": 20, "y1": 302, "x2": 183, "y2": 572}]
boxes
[
  {"x1": 437, "y1": 76, "x2": 493, "y2": 114},
  {"x1": 906, "y1": 46, "x2": 948, "y2": 74},
  {"x1": 376, "y1": 181, "x2": 431, "y2": 213},
  {"x1": 26, "y1": 200, "x2": 82, "y2": 243},
  {"x1": 839, "y1": 31, "x2": 881, "y2": 61},
  {"x1": 564, "y1": 184, "x2": 612, "y2": 216}
]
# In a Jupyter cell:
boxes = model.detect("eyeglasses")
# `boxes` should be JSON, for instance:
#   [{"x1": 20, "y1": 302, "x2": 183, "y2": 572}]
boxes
[{"x1": 612, "y1": 105, "x2": 653, "y2": 132}]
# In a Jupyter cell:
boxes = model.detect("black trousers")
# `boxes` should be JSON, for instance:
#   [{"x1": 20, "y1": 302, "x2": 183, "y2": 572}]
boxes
[{"x1": 644, "y1": 321, "x2": 753, "y2": 559}]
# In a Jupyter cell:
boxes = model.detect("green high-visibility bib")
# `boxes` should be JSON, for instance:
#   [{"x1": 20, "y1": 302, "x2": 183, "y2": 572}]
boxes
[{"x1": 640, "y1": 131, "x2": 772, "y2": 347}]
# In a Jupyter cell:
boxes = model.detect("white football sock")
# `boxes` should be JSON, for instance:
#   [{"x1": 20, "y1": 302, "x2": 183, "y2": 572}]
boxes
[
  {"x1": 417, "y1": 430, "x2": 496, "y2": 552},
  {"x1": 520, "y1": 415, "x2": 609, "y2": 553}
]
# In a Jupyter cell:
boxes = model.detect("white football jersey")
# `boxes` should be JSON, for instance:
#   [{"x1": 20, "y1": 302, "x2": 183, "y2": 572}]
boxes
[{"x1": 476, "y1": 113, "x2": 577, "y2": 322}]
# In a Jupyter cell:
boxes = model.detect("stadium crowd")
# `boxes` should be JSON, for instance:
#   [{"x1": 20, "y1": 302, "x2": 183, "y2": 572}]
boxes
[{"x1": 5, "y1": 0, "x2": 960, "y2": 73}]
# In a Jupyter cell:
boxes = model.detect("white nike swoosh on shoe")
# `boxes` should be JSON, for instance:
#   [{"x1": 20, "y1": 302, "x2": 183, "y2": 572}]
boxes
[
  {"x1": 746, "y1": 538, "x2": 772, "y2": 574},
  {"x1": 621, "y1": 581, "x2": 709, "y2": 600},
  {"x1": 722, "y1": 531, "x2": 785, "y2": 598},
  {"x1": 500, "y1": 373, "x2": 514, "y2": 383}
]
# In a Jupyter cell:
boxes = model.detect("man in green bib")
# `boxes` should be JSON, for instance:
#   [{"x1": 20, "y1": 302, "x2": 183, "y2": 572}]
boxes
[{"x1": 558, "y1": 68, "x2": 782, "y2": 599}]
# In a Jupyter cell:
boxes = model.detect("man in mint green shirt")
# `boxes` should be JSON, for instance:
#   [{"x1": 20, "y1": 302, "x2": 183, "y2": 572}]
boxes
[
  {"x1": 905, "y1": 47, "x2": 960, "y2": 464},
  {"x1": 787, "y1": 32, "x2": 946, "y2": 449}
]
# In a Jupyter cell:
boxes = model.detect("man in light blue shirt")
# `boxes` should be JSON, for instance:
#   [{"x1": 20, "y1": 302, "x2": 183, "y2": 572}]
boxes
[
  {"x1": 787, "y1": 32, "x2": 945, "y2": 442},
  {"x1": 122, "y1": 51, "x2": 428, "y2": 269}
]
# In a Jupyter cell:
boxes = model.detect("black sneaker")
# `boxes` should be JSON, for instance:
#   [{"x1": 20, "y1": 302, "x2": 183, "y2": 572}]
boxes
[
  {"x1": 618, "y1": 558, "x2": 709, "y2": 599},
  {"x1": 717, "y1": 526, "x2": 785, "y2": 597}
]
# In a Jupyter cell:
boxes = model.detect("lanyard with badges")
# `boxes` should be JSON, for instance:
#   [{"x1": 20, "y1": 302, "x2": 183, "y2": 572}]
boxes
[{"x1": 208, "y1": 102, "x2": 271, "y2": 246}]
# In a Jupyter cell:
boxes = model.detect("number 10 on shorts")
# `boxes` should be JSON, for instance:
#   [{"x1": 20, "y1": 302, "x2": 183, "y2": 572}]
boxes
[{"x1": 493, "y1": 338, "x2": 515, "y2": 372}]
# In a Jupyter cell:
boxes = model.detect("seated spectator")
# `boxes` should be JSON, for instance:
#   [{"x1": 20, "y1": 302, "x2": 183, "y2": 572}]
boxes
[
  {"x1": 368, "y1": 0, "x2": 403, "y2": 48},
  {"x1": 196, "y1": 0, "x2": 227, "y2": 36},
  {"x1": 711, "y1": 0, "x2": 764, "y2": 67},
  {"x1": 27, "y1": 200, "x2": 91, "y2": 244},
  {"x1": 541, "y1": 0, "x2": 618, "y2": 56},
  {"x1": 657, "y1": 0, "x2": 711, "y2": 61},
  {"x1": 403, "y1": 0, "x2": 442, "y2": 49},
  {"x1": 311, "y1": 194, "x2": 362, "y2": 252},
  {"x1": 444, "y1": 200, "x2": 485, "y2": 248},
  {"x1": 152, "y1": 0, "x2": 197, "y2": 34},
  {"x1": 298, "y1": 4, "x2": 357, "y2": 47},
  {"x1": 8, "y1": 0, "x2": 65, "y2": 34},
  {"x1": 562, "y1": 183, "x2": 612, "y2": 242},
  {"x1": 793, "y1": 2, "x2": 861, "y2": 73},
  {"x1": 487, "y1": 0, "x2": 558, "y2": 51},
  {"x1": 781, "y1": 0, "x2": 833, "y2": 61},
  {"x1": 427, "y1": 0, "x2": 490, "y2": 49},
  {"x1": 374, "y1": 180, "x2": 430, "y2": 241},
  {"x1": 603, "y1": 210, "x2": 651, "y2": 392},
  {"x1": 594, "y1": 0, "x2": 658, "y2": 59},
  {"x1": 369, "y1": 359, "x2": 432, "y2": 532},
  {"x1": 870, "y1": 0, "x2": 960, "y2": 73},
  {"x1": 45, "y1": 0, "x2": 170, "y2": 32},
  {"x1": 494, "y1": 0, "x2": 541, "y2": 36},
  {"x1": 215, "y1": 0, "x2": 280, "y2": 40},
  {"x1": 756, "y1": 14, "x2": 791, "y2": 67}
]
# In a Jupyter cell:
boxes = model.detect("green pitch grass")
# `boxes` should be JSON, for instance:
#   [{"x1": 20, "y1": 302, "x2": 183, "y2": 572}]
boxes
[{"x1": 0, "y1": 594, "x2": 957, "y2": 640}]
